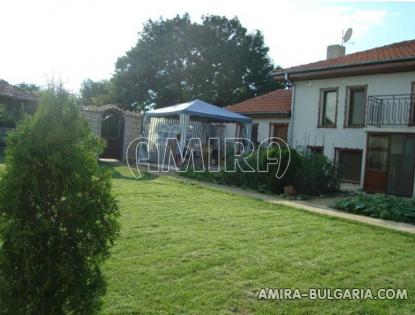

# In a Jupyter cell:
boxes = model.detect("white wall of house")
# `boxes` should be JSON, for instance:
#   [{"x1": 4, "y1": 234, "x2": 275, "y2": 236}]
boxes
[
  {"x1": 291, "y1": 71, "x2": 415, "y2": 192},
  {"x1": 224, "y1": 117, "x2": 290, "y2": 143},
  {"x1": 292, "y1": 71, "x2": 415, "y2": 157},
  {"x1": 253, "y1": 117, "x2": 290, "y2": 143}
]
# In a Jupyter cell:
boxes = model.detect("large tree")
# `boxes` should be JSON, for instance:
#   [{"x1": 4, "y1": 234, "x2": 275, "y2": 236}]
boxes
[
  {"x1": 111, "y1": 14, "x2": 279, "y2": 110},
  {"x1": 80, "y1": 78, "x2": 116, "y2": 106}
]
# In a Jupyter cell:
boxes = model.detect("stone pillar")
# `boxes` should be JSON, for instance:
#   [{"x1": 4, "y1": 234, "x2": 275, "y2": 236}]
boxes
[{"x1": 122, "y1": 113, "x2": 142, "y2": 162}]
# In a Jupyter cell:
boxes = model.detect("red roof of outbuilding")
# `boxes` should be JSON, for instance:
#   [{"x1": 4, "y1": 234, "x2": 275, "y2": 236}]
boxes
[
  {"x1": 228, "y1": 89, "x2": 291, "y2": 114},
  {"x1": 0, "y1": 80, "x2": 39, "y2": 101}
]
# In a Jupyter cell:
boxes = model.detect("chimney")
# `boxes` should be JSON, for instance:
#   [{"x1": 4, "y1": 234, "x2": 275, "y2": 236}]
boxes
[{"x1": 326, "y1": 44, "x2": 345, "y2": 59}]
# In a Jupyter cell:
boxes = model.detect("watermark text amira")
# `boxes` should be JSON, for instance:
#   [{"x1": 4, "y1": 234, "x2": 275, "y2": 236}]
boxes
[{"x1": 126, "y1": 137, "x2": 291, "y2": 179}]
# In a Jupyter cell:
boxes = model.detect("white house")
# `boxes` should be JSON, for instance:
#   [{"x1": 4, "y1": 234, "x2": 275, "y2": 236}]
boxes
[
  {"x1": 227, "y1": 89, "x2": 292, "y2": 145},
  {"x1": 273, "y1": 39, "x2": 415, "y2": 197}
]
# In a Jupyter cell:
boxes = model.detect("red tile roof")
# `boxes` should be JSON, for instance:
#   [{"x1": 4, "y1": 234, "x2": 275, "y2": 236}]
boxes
[
  {"x1": 0, "y1": 80, "x2": 39, "y2": 102},
  {"x1": 228, "y1": 89, "x2": 291, "y2": 114},
  {"x1": 275, "y1": 39, "x2": 415, "y2": 75}
]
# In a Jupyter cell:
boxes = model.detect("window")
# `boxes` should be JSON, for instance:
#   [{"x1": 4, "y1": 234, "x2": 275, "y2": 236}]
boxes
[
  {"x1": 0, "y1": 103, "x2": 7, "y2": 118},
  {"x1": 319, "y1": 88, "x2": 338, "y2": 127},
  {"x1": 23, "y1": 103, "x2": 36, "y2": 115},
  {"x1": 367, "y1": 136, "x2": 389, "y2": 171},
  {"x1": 335, "y1": 149, "x2": 363, "y2": 182},
  {"x1": 346, "y1": 86, "x2": 366, "y2": 127},
  {"x1": 0, "y1": 102, "x2": 14, "y2": 128},
  {"x1": 307, "y1": 146, "x2": 324, "y2": 156}
]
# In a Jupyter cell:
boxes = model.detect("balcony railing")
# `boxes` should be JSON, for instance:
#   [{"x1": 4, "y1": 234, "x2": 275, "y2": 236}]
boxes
[{"x1": 366, "y1": 94, "x2": 415, "y2": 127}]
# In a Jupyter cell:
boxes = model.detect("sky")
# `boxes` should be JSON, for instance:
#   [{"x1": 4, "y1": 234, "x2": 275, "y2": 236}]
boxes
[{"x1": 1, "y1": 0, "x2": 414, "y2": 92}]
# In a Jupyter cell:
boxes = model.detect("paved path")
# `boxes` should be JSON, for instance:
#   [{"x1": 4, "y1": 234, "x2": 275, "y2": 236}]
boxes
[{"x1": 163, "y1": 174, "x2": 415, "y2": 235}]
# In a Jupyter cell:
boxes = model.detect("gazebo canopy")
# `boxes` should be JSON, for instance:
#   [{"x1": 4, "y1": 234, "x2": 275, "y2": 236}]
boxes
[{"x1": 146, "y1": 99, "x2": 251, "y2": 123}]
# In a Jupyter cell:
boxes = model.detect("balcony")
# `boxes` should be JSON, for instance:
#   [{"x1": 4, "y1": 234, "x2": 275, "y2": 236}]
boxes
[{"x1": 366, "y1": 94, "x2": 415, "y2": 127}]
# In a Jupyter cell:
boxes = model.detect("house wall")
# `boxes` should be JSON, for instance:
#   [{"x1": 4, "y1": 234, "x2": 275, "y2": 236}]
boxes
[
  {"x1": 224, "y1": 117, "x2": 290, "y2": 143},
  {"x1": 291, "y1": 70, "x2": 415, "y2": 192},
  {"x1": 292, "y1": 71, "x2": 415, "y2": 155},
  {"x1": 253, "y1": 117, "x2": 290, "y2": 143}
]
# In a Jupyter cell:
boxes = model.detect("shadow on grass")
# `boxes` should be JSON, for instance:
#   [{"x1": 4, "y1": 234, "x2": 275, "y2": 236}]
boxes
[
  {"x1": 99, "y1": 161, "x2": 157, "y2": 182},
  {"x1": 0, "y1": 155, "x2": 157, "y2": 182}
]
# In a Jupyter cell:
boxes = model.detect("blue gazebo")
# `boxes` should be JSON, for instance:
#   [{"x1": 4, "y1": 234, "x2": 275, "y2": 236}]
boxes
[{"x1": 143, "y1": 99, "x2": 252, "y2": 164}]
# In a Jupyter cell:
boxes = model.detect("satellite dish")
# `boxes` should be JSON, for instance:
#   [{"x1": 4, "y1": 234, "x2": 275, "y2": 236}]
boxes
[{"x1": 342, "y1": 28, "x2": 353, "y2": 45}]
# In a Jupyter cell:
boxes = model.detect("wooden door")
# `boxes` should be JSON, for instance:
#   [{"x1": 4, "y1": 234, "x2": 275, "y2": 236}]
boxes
[
  {"x1": 270, "y1": 123, "x2": 288, "y2": 142},
  {"x1": 364, "y1": 134, "x2": 389, "y2": 193}
]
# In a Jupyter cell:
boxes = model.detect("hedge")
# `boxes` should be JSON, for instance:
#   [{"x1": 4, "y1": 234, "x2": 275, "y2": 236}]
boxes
[
  {"x1": 180, "y1": 147, "x2": 340, "y2": 196},
  {"x1": 335, "y1": 194, "x2": 415, "y2": 224}
]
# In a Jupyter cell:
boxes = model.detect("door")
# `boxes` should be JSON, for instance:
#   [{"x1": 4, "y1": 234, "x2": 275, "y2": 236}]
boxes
[
  {"x1": 270, "y1": 123, "x2": 288, "y2": 142},
  {"x1": 364, "y1": 134, "x2": 389, "y2": 193},
  {"x1": 101, "y1": 111, "x2": 124, "y2": 160},
  {"x1": 386, "y1": 134, "x2": 415, "y2": 197}
]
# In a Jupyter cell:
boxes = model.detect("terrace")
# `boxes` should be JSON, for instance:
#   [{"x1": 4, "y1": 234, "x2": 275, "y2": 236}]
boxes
[{"x1": 366, "y1": 94, "x2": 415, "y2": 127}]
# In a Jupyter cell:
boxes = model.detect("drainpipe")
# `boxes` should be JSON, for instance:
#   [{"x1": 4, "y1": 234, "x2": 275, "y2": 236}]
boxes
[{"x1": 285, "y1": 73, "x2": 296, "y2": 147}]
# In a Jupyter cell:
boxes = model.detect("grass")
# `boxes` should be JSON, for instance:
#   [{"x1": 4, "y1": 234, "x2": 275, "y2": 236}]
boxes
[{"x1": 100, "y1": 163, "x2": 415, "y2": 314}]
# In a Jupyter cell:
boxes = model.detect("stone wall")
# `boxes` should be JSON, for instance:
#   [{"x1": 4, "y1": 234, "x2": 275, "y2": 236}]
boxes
[
  {"x1": 123, "y1": 113, "x2": 142, "y2": 161},
  {"x1": 80, "y1": 109, "x2": 102, "y2": 137},
  {"x1": 81, "y1": 105, "x2": 142, "y2": 162}
]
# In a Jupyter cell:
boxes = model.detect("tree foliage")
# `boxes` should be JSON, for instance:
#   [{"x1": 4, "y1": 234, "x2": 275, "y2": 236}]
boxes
[
  {"x1": 0, "y1": 86, "x2": 119, "y2": 314},
  {"x1": 15, "y1": 82, "x2": 42, "y2": 93},
  {"x1": 80, "y1": 79, "x2": 116, "y2": 106},
  {"x1": 81, "y1": 14, "x2": 280, "y2": 111}
]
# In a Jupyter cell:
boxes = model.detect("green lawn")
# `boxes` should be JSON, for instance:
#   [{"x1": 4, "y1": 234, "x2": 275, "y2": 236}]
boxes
[{"x1": 101, "y1": 163, "x2": 415, "y2": 314}]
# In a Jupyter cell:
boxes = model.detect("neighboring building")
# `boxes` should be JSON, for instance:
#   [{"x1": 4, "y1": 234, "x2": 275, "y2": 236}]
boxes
[
  {"x1": 0, "y1": 80, "x2": 39, "y2": 149},
  {"x1": 227, "y1": 89, "x2": 292, "y2": 145},
  {"x1": 273, "y1": 39, "x2": 415, "y2": 197}
]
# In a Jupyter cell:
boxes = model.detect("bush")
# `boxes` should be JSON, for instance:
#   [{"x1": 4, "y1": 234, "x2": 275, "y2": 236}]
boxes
[
  {"x1": 294, "y1": 151, "x2": 340, "y2": 195},
  {"x1": 335, "y1": 194, "x2": 415, "y2": 224},
  {"x1": 225, "y1": 147, "x2": 302, "y2": 194},
  {"x1": 0, "y1": 87, "x2": 120, "y2": 314},
  {"x1": 181, "y1": 146, "x2": 340, "y2": 196},
  {"x1": 179, "y1": 168, "x2": 221, "y2": 183}
]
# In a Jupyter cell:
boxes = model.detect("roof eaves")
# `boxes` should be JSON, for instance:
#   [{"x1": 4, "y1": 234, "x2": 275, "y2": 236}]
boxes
[
  {"x1": 233, "y1": 111, "x2": 290, "y2": 115},
  {"x1": 272, "y1": 56, "x2": 415, "y2": 78}
]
